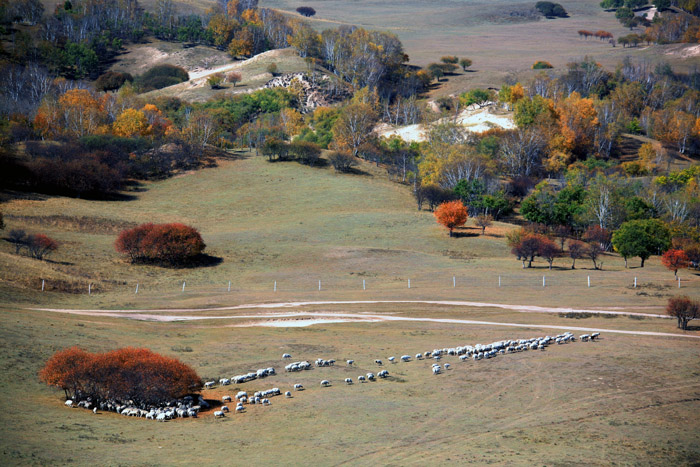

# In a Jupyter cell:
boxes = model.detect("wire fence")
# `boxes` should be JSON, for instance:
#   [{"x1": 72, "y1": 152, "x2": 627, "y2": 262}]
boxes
[{"x1": 37, "y1": 270, "x2": 700, "y2": 299}]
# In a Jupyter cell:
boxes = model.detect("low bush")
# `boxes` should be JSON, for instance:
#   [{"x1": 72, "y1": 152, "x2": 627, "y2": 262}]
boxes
[
  {"x1": 39, "y1": 347, "x2": 202, "y2": 405},
  {"x1": 115, "y1": 223, "x2": 206, "y2": 266},
  {"x1": 532, "y1": 60, "x2": 554, "y2": 69},
  {"x1": 135, "y1": 64, "x2": 189, "y2": 92}
]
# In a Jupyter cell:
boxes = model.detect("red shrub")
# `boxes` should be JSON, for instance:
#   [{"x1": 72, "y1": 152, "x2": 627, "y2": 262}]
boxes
[
  {"x1": 115, "y1": 223, "x2": 205, "y2": 265},
  {"x1": 39, "y1": 347, "x2": 203, "y2": 405},
  {"x1": 27, "y1": 233, "x2": 58, "y2": 260}
]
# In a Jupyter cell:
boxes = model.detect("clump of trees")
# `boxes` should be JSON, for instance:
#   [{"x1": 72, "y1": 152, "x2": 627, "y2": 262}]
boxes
[
  {"x1": 134, "y1": 65, "x2": 189, "y2": 93},
  {"x1": 532, "y1": 61, "x2": 553, "y2": 69},
  {"x1": 666, "y1": 296, "x2": 698, "y2": 330},
  {"x1": 95, "y1": 71, "x2": 134, "y2": 92},
  {"x1": 434, "y1": 200, "x2": 468, "y2": 237},
  {"x1": 535, "y1": 1, "x2": 568, "y2": 18},
  {"x1": 115, "y1": 223, "x2": 206, "y2": 266},
  {"x1": 296, "y1": 6, "x2": 316, "y2": 17},
  {"x1": 6, "y1": 229, "x2": 58, "y2": 260},
  {"x1": 39, "y1": 346, "x2": 203, "y2": 406}
]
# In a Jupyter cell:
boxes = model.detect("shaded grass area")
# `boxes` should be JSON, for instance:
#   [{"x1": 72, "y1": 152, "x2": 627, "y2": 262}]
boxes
[{"x1": 0, "y1": 305, "x2": 698, "y2": 465}]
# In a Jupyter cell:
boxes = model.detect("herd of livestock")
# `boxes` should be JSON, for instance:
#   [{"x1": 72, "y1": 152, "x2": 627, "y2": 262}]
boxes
[{"x1": 63, "y1": 331, "x2": 600, "y2": 420}]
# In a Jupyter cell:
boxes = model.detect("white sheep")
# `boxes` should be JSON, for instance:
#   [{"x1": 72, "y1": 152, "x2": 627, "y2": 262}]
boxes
[
  {"x1": 64, "y1": 400, "x2": 73, "y2": 408},
  {"x1": 388, "y1": 356, "x2": 395, "y2": 363},
  {"x1": 214, "y1": 410, "x2": 225, "y2": 418},
  {"x1": 375, "y1": 359, "x2": 383, "y2": 365},
  {"x1": 444, "y1": 363, "x2": 450, "y2": 370},
  {"x1": 221, "y1": 405, "x2": 229, "y2": 412},
  {"x1": 358, "y1": 375, "x2": 366, "y2": 382},
  {"x1": 320, "y1": 380, "x2": 331, "y2": 387},
  {"x1": 285, "y1": 391, "x2": 292, "y2": 398},
  {"x1": 347, "y1": 359, "x2": 354, "y2": 366},
  {"x1": 222, "y1": 395, "x2": 232, "y2": 402},
  {"x1": 345, "y1": 378, "x2": 353, "y2": 384},
  {"x1": 235, "y1": 406, "x2": 244, "y2": 413},
  {"x1": 282, "y1": 353, "x2": 292, "y2": 359},
  {"x1": 294, "y1": 384, "x2": 304, "y2": 391},
  {"x1": 204, "y1": 381, "x2": 215, "y2": 389}
]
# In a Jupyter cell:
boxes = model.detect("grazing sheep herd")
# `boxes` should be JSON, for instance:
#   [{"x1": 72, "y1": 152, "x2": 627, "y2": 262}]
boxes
[{"x1": 63, "y1": 332, "x2": 600, "y2": 421}]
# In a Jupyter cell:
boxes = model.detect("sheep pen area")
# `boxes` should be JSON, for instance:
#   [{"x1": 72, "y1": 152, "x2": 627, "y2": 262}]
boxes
[{"x1": 1, "y1": 302, "x2": 699, "y2": 465}]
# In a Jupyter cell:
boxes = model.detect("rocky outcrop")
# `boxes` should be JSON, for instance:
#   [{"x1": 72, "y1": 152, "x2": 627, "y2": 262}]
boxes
[{"x1": 264, "y1": 73, "x2": 350, "y2": 111}]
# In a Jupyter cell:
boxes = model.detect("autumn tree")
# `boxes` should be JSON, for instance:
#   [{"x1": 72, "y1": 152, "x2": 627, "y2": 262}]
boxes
[
  {"x1": 332, "y1": 103, "x2": 377, "y2": 156},
  {"x1": 587, "y1": 240, "x2": 603, "y2": 270},
  {"x1": 459, "y1": 58, "x2": 472, "y2": 71},
  {"x1": 568, "y1": 239, "x2": 587, "y2": 269},
  {"x1": 39, "y1": 346, "x2": 203, "y2": 405},
  {"x1": 661, "y1": 249, "x2": 689, "y2": 277},
  {"x1": 327, "y1": 151, "x2": 358, "y2": 172},
  {"x1": 113, "y1": 108, "x2": 149, "y2": 137},
  {"x1": 539, "y1": 236, "x2": 560, "y2": 269},
  {"x1": 511, "y1": 233, "x2": 548, "y2": 268},
  {"x1": 226, "y1": 71, "x2": 242, "y2": 86},
  {"x1": 115, "y1": 223, "x2": 206, "y2": 266},
  {"x1": 434, "y1": 200, "x2": 468, "y2": 237},
  {"x1": 666, "y1": 296, "x2": 698, "y2": 330},
  {"x1": 475, "y1": 214, "x2": 493, "y2": 235},
  {"x1": 441, "y1": 56, "x2": 459, "y2": 64},
  {"x1": 24, "y1": 234, "x2": 58, "y2": 260}
]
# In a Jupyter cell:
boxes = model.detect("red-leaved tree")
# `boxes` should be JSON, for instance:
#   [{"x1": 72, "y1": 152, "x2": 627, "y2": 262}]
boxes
[
  {"x1": 666, "y1": 296, "x2": 699, "y2": 330},
  {"x1": 115, "y1": 223, "x2": 205, "y2": 266},
  {"x1": 434, "y1": 200, "x2": 468, "y2": 237},
  {"x1": 27, "y1": 234, "x2": 58, "y2": 260},
  {"x1": 39, "y1": 347, "x2": 203, "y2": 406},
  {"x1": 511, "y1": 233, "x2": 548, "y2": 268},
  {"x1": 661, "y1": 249, "x2": 689, "y2": 277}
]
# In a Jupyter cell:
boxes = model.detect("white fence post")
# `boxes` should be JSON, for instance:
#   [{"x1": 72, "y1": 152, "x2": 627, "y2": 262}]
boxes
[
  {"x1": 634, "y1": 277, "x2": 637, "y2": 288},
  {"x1": 498, "y1": 276, "x2": 501, "y2": 287},
  {"x1": 363, "y1": 279, "x2": 366, "y2": 290},
  {"x1": 274, "y1": 281, "x2": 277, "y2": 292},
  {"x1": 408, "y1": 279, "x2": 411, "y2": 289},
  {"x1": 543, "y1": 276, "x2": 546, "y2": 287},
  {"x1": 41, "y1": 279, "x2": 45, "y2": 292},
  {"x1": 228, "y1": 281, "x2": 231, "y2": 292},
  {"x1": 88, "y1": 283, "x2": 92, "y2": 295},
  {"x1": 587, "y1": 276, "x2": 590, "y2": 288},
  {"x1": 318, "y1": 280, "x2": 321, "y2": 291},
  {"x1": 678, "y1": 277, "x2": 681, "y2": 288},
  {"x1": 135, "y1": 283, "x2": 139, "y2": 294},
  {"x1": 182, "y1": 281, "x2": 186, "y2": 292},
  {"x1": 453, "y1": 276, "x2": 456, "y2": 288}
]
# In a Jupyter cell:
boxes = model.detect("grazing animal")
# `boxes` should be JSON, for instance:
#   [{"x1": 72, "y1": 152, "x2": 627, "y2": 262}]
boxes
[
  {"x1": 235, "y1": 406, "x2": 245, "y2": 413},
  {"x1": 214, "y1": 410, "x2": 225, "y2": 418},
  {"x1": 388, "y1": 356, "x2": 395, "y2": 363},
  {"x1": 282, "y1": 353, "x2": 292, "y2": 359},
  {"x1": 375, "y1": 359, "x2": 383, "y2": 365},
  {"x1": 221, "y1": 406, "x2": 229, "y2": 412},
  {"x1": 367, "y1": 372, "x2": 375, "y2": 381},
  {"x1": 321, "y1": 380, "x2": 331, "y2": 387},
  {"x1": 345, "y1": 378, "x2": 353, "y2": 384},
  {"x1": 444, "y1": 363, "x2": 451, "y2": 370},
  {"x1": 285, "y1": 391, "x2": 292, "y2": 398},
  {"x1": 222, "y1": 395, "x2": 232, "y2": 402},
  {"x1": 358, "y1": 375, "x2": 366, "y2": 382},
  {"x1": 204, "y1": 381, "x2": 215, "y2": 389},
  {"x1": 157, "y1": 413, "x2": 167, "y2": 421},
  {"x1": 294, "y1": 384, "x2": 304, "y2": 391},
  {"x1": 347, "y1": 360, "x2": 354, "y2": 366},
  {"x1": 65, "y1": 400, "x2": 73, "y2": 408},
  {"x1": 93, "y1": 407, "x2": 97, "y2": 414}
]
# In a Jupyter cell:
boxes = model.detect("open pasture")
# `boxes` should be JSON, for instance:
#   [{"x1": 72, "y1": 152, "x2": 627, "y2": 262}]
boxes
[{"x1": 1, "y1": 300, "x2": 699, "y2": 465}]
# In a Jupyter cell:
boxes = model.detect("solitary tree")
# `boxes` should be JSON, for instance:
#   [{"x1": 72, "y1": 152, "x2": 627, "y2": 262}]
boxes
[
  {"x1": 459, "y1": 58, "x2": 472, "y2": 71},
  {"x1": 207, "y1": 72, "x2": 224, "y2": 89},
  {"x1": 27, "y1": 234, "x2": 58, "y2": 260},
  {"x1": 226, "y1": 71, "x2": 242, "y2": 87},
  {"x1": 434, "y1": 200, "x2": 468, "y2": 237},
  {"x1": 666, "y1": 296, "x2": 698, "y2": 330},
  {"x1": 587, "y1": 241, "x2": 603, "y2": 270},
  {"x1": 440, "y1": 56, "x2": 459, "y2": 64},
  {"x1": 612, "y1": 219, "x2": 671, "y2": 267},
  {"x1": 661, "y1": 249, "x2": 689, "y2": 277},
  {"x1": 475, "y1": 214, "x2": 493, "y2": 235},
  {"x1": 568, "y1": 240, "x2": 587, "y2": 269},
  {"x1": 296, "y1": 6, "x2": 316, "y2": 17}
]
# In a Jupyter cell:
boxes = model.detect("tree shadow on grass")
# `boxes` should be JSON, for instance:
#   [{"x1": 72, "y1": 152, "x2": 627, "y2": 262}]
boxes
[
  {"x1": 175, "y1": 254, "x2": 224, "y2": 269},
  {"x1": 452, "y1": 231, "x2": 479, "y2": 238}
]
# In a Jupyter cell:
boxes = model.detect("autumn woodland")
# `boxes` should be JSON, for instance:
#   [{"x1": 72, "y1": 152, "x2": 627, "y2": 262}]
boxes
[{"x1": 0, "y1": 0, "x2": 699, "y2": 465}]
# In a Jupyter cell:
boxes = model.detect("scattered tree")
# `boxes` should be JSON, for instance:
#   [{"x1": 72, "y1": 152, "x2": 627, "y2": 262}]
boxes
[
  {"x1": 475, "y1": 214, "x2": 493, "y2": 235},
  {"x1": 568, "y1": 240, "x2": 587, "y2": 269},
  {"x1": 328, "y1": 151, "x2": 358, "y2": 172},
  {"x1": 434, "y1": 200, "x2": 468, "y2": 237},
  {"x1": 612, "y1": 219, "x2": 671, "y2": 267},
  {"x1": 459, "y1": 58, "x2": 473, "y2": 71},
  {"x1": 661, "y1": 249, "x2": 689, "y2": 277},
  {"x1": 26, "y1": 234, "x2": 58, "y2": 260},
  {"x1": 535, "y1": 1, "x2": 568, "y2": 17},
  {"x1": 441, "y1": 56, "x2": 459, "y2": 64},
  {"x1": 666, "y1": 296, "x2": 698, "y2": 330},
  {"x1": 8, "y1": 229, "x2": 27, "y2": 254},
  {"x1": 296, "y1": 6, "x2": 316, "y2": 17},
  {"x1": 226, "y1": 71, "x2": 242, "y2": 87},
  {"x1": 511, "y1": 233, "x2": 547, "y2": 268},
  {"x1": 207, "y1": 73, "x2": 224, "y2": 89},
  {"x1": 539, "y1": 237, "x2": 560, "y2": 269}
]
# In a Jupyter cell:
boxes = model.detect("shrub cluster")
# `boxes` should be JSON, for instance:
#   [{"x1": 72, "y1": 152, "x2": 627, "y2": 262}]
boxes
[
  {"x1": 135, "y1": 65, "x2": 189, "y2": 93},
  {"x1": 535, "y1": 1, "x2": 568, "y2": 18},
  {"x1": 7, "y1": 229, "x2": 58, "y2": 260},
  {"x1": 115, "y1": 223, "x2": 206, "y2": 266},
  {"x1": 39, "y1": 347, "x2": 203, "y2": 405}
]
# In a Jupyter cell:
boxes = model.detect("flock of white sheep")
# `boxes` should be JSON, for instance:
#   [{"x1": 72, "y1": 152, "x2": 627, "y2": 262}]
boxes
[
  {"x1": 63, "y1": 331, "x2": 600, "y2": 421},
  {"x1": 205, "y1": 331, "x2": 600, "y2": 419}
]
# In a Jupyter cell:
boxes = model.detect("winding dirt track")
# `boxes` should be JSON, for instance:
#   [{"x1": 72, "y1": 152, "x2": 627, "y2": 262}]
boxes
[{"x1": 28, "y1": 300, "x2": 700, "y2": 339}]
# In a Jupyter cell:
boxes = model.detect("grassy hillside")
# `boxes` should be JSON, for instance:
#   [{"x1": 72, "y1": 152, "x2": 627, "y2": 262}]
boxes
[{"x1": 1, "y1": 152, "x2": 698, "y2": 310}]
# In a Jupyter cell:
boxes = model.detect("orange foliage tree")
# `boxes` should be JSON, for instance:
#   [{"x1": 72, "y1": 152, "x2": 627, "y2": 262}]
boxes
[
  {"x1": 112, "y1": 108, "x2": 149, "y2": 137},
  {"x1": 434, "y1": 200, "x2": 468, "y2": 237},
  {"x1": 115, "y1": 223, "x2": 206, "y2": 266},
  {"x1": 39, "y1": 347, "x2": 203, "y2": 405},
  {"x1": 34, "y1": 89, "x2": 106, "y2": 139},
  {"x1": 661, "y1": 248, "x2": 689, "y2": 277}
]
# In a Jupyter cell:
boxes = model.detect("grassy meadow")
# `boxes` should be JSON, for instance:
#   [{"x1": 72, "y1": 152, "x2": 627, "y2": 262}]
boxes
[{"x1": 1, "y1": 152, "x2": 700, "y2": 465}]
